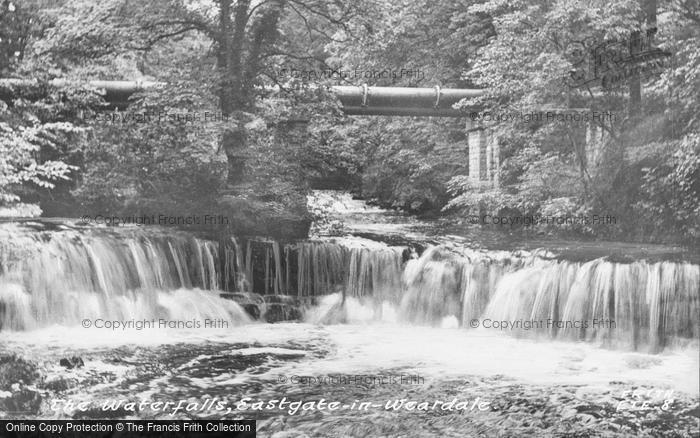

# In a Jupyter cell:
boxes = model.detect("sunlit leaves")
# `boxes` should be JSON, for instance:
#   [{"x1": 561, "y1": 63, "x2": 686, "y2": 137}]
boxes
[{"x1": 0, "y1": 122, "x2": 78, "y2": 206}]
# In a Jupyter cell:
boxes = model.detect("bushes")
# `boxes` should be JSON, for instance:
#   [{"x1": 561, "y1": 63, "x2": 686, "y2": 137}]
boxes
[
  {"x1": 633, "y1": 134, "x2": 700, "y2": 241},
  {"x1": 357, "y1": 119, "x2": 468, "y2": 214},
  {"x1": 0, "y1": 90, "x2": 90, "y2": 216},
  {"x1": 442, "y1": 133, "x2": 700, "y2": 243}
]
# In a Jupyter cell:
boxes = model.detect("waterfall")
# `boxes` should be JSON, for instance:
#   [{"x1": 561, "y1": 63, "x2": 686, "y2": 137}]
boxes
[
  {"x1": 464, "y1": 252, "x2": 697, "y2": 351},
  {"x1": 293, "y1": 241, "x2": 403, "y2": 298},
  {"x1": 306, "y1": 243, "x2": 698, "y2": 351},
  {"x1": 400, "y1": 247, "x2": 462, "y2": 325},
  {"x1": 0, "y1": 224, "x2": 249, "y2": 330},
  {"x1": 1, "y1": 221, "x2": 697, "y2": 352}
]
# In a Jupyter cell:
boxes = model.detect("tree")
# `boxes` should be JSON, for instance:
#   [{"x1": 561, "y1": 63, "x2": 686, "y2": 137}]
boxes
[
  {"x1": 1, "y1": 0, "x2": 379, "y2": 235},
  {"x1": 301, "y1": 0, "x2": 492, "y2": 212},
  {"x1": 443, "y1": 0, "x2": 700, "y2": 242},
  {"x1": 37, "y1": 0, "x2": 371, "y2": 182},
  {"x1": 0, "y1": 0, "x2": 89, "y2": 216}
]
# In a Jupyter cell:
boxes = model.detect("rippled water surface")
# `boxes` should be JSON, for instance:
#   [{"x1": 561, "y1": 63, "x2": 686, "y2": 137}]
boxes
[{"x1": 1, "y1": 191, "x2": 698, "y2": 437}]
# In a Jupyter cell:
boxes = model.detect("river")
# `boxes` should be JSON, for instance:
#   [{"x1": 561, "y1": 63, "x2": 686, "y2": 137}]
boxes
[{"x1": 0, "y1": 190, "x2": 698, "y2": 437}]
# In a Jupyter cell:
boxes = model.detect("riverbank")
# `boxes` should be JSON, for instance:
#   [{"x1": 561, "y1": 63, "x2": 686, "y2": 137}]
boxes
[{"x1": 310, "y1": 191, "x2": 700, "y2": 264}]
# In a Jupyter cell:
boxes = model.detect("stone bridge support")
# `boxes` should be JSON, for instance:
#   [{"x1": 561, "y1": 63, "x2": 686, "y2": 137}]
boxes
[
  {"x1": 466, "y1": 120, "x2": 499, "y2": 188},
  {"x1": 464, "y1": 119, "x2": 611, "y2": 190},
  {"x1": 585, "y1": 122, "x2": 607, "y2": 170}
]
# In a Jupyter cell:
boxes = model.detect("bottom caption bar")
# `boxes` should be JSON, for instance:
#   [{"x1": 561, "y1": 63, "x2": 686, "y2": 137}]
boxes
[{"x1": 1, "y1": 420, "x2": 256, "y2": 437}]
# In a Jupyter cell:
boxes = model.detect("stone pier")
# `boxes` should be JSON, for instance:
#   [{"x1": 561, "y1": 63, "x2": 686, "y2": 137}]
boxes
[{"x1": 466, "y1": 120, "x2": 499, "y2": 188}]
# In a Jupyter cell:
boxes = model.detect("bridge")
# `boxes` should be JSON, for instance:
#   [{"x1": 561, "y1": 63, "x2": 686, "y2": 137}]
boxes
[
  {"x1": 0, "y1": 79, "x2": 483, "y2": 116},
  {"x1": 0, "y1": 79, "x2": 604, "y2": 189},
  {"x1": 51, "y1": 80, "x2": 497, "y2": 187}
]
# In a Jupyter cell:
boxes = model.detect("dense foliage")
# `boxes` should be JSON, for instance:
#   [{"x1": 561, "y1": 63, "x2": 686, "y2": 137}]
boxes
[
  {"x1": 0, "y1": 0, "x2": 369, "y2": 236},
  {"x1": 311, "y1": 0, "x2": 699, "y2": 242},
  {"x1": 301, "y1": 0, "x2": 490, "y2": 213},
  {"x1": 0, "y1": 0, "x2": 697, "y2": 243},
  {"x1": 441, "y1": 0, "x2": 700, "y2": 242}
]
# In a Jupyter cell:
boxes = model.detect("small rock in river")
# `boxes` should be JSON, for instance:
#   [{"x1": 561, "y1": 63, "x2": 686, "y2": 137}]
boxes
[
  {"x1": 0, "y1": 386, "x2": 42, "y2": 414},
  {"x1": 59, "y1": 356, "x2": 84, "y2": 369},
  {"x1": 264, "y1": 303, "x2": 303, "y2": 323}
]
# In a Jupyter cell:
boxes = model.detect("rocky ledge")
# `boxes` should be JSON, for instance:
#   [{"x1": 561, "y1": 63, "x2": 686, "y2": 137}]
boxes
[{"x1": 220, "y1": 292, "x2": 316, "y2": 323}]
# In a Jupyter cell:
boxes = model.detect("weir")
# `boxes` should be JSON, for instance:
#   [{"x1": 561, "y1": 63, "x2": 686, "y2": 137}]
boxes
[{"x1": 0, "y1": 221, "x2": 697, "y2": 352}]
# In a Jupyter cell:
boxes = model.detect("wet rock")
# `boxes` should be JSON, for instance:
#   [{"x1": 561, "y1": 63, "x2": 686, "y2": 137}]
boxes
[
  {"x1": 263, "y1": 295, "x2": 319, "y2": 315},
  {"x1": 0, "y1": 386, "x2": 42, "y2": 414},
  {"x1": 301, "y1": 296, "x2": 318, "y2": 306},
  {"x1": 242, "y1": 304, "x2": 261, "y2": 319},
  {"x1": 353, "y1": 231, "x2": 431, "y2": 250},
  {"x1": 41, "y1": 376, "x2": 78, "y2": 392},
  {"x1": 263, "y1": 294, "x2": 298, "y2": 305},
  {"x1": 220, "y1": 292, "x2": 264, "y2": 304},
  {"x1": 0, "y1": 355, "x2": 39, "y2": 389},
  {"x1": 575, "y1": 413, "x2": 597, "y2": 424},
  {"x1": 220, "y1": 292, "x2": 264, "y2": 319},
  {"x1": 242, "y1": 292, "x2": 266, "y2": 305},
  {"x1": 264, "y1": 303, "x2": 303, "y2": 323},
  {"x1": 59, "y1": 356, "x2": 84, "y2": 369}
]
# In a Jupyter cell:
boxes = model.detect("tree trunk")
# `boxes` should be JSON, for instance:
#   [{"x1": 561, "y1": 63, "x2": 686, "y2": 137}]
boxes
[
  {"x1": 230, "y1": 0, "x2": 252, "y2": 109},
  {"x1": 217, "y1": 0, "x2": 234, "y2": 115},
  {"x1": 628, "y1": 29, "x2": 641, "y2": 116},
  {"x1": 628, "y1": 0, "x2": 657, "y2": 116},
  {"x1": 217, "y1": 0, "x2": 252, "y2": 185}
]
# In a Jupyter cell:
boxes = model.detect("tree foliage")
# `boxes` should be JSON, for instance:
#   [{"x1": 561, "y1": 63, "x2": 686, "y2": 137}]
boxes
[
  {"x1": 1, "y1": 0, "x2": 697, "y2": 243},
  {"x1": 441, "y1": 0, "x2": 700, "y2": 242}
]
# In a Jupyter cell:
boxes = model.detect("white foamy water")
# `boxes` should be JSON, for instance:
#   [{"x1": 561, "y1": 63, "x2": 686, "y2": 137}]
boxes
[
  {"x1": 2, "y1": 294, "x2": 696, "y2": 398},
  {"x1": 1, "y1": 194, "x2": 698, "y2": 433}
]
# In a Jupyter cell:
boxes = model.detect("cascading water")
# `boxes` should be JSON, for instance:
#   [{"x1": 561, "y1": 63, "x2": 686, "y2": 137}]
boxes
[
  {"x1": 0, "y1": 192, "x2": 698, "y2": 436},
  {"x1": 295, "y1": 240, "x2": 404, "y2": 299},
  {"x1": 0, "y1": 223, "x2": 249, "y2": 330},
  {"x1": 476, "y1": 256, "x2": 699, "y2": 350},
  {"x1": 303, "y1": 243, "x2": 698, "y2": 352},
  {"x1": 1, "y1": 218, "x2": 698, "y2": 352}
]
